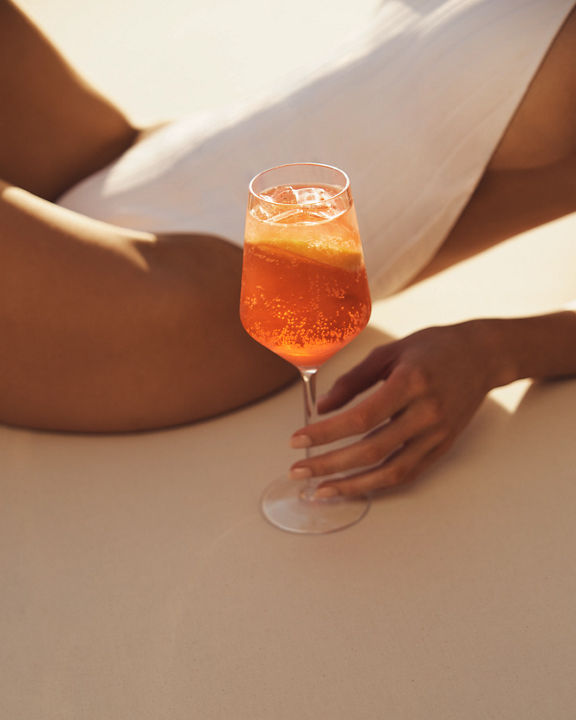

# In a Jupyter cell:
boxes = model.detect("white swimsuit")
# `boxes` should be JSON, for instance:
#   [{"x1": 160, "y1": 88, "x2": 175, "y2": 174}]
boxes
[{"x1": 58, "y1": 0, "x2": 575, "y2": 298}]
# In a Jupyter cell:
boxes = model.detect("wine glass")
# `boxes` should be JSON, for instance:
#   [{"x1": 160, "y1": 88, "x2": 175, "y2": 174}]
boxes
[{"x1": 240, "y1": 163, "x2": 372, "y2": 534}]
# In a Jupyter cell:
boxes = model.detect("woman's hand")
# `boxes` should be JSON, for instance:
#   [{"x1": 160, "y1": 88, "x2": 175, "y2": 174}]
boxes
[{"x1": 290, "y1": 320, "x2": 508, "y2": 497}]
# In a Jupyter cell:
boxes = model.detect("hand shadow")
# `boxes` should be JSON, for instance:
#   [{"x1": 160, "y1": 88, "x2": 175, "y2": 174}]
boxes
[{"x1": 367, "y1": 373, "x2": 576, "y2": 507}]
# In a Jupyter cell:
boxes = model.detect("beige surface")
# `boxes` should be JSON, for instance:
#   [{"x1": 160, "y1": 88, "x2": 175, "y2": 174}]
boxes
[{"x1": 4, "y1": 3, "x2": 576, "y2": 718}]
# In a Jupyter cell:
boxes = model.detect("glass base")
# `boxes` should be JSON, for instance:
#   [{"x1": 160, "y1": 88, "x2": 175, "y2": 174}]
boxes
[{"x1": 261, "y1": 475, "x2": 371, "y2": 535}]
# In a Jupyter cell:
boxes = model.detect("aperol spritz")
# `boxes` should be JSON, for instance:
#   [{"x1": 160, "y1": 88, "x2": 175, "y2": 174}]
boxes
[{"x1": 240, "y1": 163, "x2": 371, "y2": 534}]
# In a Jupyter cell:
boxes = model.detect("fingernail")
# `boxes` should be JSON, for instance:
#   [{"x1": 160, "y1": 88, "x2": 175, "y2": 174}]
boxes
[
  {"x1": 290, "y1": 467, "x2": 313, "y2": 481},
  {"x1": 291, "y1": 434, "x2": 312, "y2": 449},
  {"x1": 313, "y1": 486, "x2": 340, "y2": 499}
]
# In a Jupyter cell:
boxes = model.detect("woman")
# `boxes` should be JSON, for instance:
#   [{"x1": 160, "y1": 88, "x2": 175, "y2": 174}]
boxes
[{"x1": 1, "y1": 0, "x2": 575, "y2": 483}]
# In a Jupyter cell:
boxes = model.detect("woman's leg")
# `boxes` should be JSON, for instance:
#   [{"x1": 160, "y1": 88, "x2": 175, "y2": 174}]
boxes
[
  {"x1": 0, "y1": 1, "x2": 138, "y2": 200},
  {"x1": 0, "y1": 183, "x2": 295, "y2": 432}
]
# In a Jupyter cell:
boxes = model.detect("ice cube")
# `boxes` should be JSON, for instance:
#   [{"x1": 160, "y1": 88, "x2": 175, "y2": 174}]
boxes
[
  {"x1": 251, "y1": 203, "x2": 275, "y2": 222},
  {"x1": 294, "y1": 186, "x2": 331, "y2": 205},
  {"x1": 302, "y1": 207, "x2": 338, "y2": 223},
  {"x1": 251, "y1": 202, "x2": 305, "y2": 224},
  {"x1": 261, "y1": 184, "x2": 299, "y2": 204},
  {"x1": 268, "y1": 207, "x2": 306, "y2": 224}
]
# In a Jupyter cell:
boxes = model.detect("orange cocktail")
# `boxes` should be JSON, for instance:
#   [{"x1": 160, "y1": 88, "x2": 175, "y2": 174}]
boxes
[
  {"x1": 240, "y1": 183, "x2": 371, "y2": 369},
  {"x1": 240, "y1": 164, "x2": 372, "y2": 535}
]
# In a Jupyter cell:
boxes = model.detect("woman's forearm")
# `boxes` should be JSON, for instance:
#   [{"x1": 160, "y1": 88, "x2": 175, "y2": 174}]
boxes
[{"x1": 474, "y1": 312, "x2": 576, "y2": 389}]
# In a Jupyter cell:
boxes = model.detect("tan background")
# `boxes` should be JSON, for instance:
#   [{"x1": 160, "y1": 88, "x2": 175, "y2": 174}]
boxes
[{"x1": 3, "y1": 2, "x2": 576, "y2": 718}]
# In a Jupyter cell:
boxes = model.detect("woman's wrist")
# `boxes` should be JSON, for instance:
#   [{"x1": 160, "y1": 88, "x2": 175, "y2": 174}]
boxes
[
  {"x1": 466, "y1": 312, "x2": 576, "y2": 390},
  {"x1": 463, "y1": 318, "x2": 519, "y2": 390}
]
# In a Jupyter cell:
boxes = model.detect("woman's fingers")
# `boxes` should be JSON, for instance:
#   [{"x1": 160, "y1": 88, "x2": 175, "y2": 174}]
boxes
[
  {"x1": 314, "y1": 430, "x2": 449, "y2": 498},
  {"x1": 292, "y1": 361, "x2": 418, "y2": 448},
  {"x1": 291, "y1": 396, "x2": 446, "y2": 478},
  {"x1": 317, "y1": 345, "x2": 397, "y2": 413},
  {"x1": 289, "y1": 322, "x2": 500, "y2": 495}
]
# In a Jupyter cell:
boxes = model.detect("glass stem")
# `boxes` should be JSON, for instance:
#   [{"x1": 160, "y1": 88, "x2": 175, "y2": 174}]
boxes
[{"x1": 299, "y1": 368, "x2": 322, "y2": 497}]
